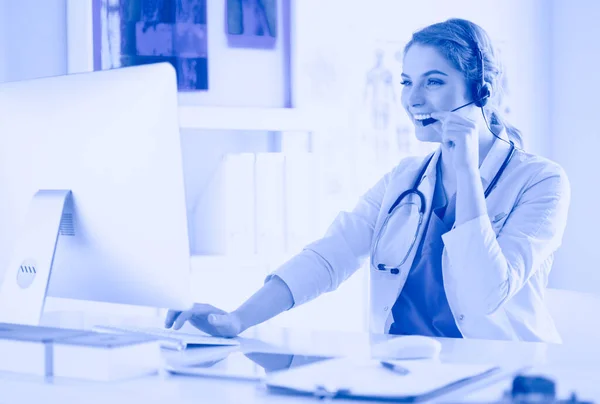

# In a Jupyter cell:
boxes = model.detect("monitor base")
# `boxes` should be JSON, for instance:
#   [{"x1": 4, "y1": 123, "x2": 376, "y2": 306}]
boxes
[{"x1": 0, "y1": 190, "x2": 72, "y2": 325}]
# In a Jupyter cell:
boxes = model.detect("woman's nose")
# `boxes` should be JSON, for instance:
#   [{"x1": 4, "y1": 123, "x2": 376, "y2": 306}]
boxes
[{"x1": 407, "y1": 86, "x2": 426, "y2": 107}]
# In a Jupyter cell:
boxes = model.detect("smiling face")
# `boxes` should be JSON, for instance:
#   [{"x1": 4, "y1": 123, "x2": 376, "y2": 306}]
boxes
[{"x1": 401, "y1": 44, "x2": 479, "y2": 143}]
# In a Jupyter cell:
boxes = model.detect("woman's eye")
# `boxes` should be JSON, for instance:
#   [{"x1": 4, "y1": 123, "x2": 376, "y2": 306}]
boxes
[
  {"x1": 427, "y1": 79, "x2": 444, "y2": 86},
  {"x1": 400, "y1": 80, "x2": 412, "y2": 86}
]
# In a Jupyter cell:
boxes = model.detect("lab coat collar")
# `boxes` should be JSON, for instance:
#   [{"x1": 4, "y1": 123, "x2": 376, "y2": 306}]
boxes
[
  {"x1": 420, "y1": 147, "x2": 442, "y2": 189},
  {"x1": 477, "y1": 127, "x2": 513, "y2": 188}
]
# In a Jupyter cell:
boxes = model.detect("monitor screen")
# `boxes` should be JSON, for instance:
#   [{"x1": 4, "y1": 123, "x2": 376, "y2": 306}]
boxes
[{"x1": 0, "y1": 64, "x2": 193, "y2": 324}]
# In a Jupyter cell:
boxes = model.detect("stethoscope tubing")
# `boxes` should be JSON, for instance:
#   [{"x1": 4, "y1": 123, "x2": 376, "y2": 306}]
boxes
[{"x1": 372, "y1": 141, "x2": 516, "y2": 274}]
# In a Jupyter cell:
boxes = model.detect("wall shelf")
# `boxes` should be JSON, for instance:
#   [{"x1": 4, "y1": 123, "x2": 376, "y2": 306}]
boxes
[{"x1": 178, "y1": 105, "x2": 346, "y2": 132}]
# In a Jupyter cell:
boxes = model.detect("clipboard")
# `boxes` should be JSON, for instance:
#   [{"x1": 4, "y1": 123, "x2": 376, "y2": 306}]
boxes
[{"x1": 264, "y1": 357, "x2": 501, "y2": 402}]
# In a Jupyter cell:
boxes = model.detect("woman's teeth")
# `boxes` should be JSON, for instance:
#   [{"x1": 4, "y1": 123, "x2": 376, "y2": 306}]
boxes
[{"x1": 414, "y1": 113, "x2": 433, "y2": 121}]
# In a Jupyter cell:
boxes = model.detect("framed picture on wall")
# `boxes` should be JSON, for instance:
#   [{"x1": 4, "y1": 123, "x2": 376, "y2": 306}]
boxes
[
  {"x1": 67, "y1": 0, "x2": 208, "y2": 91},
  {"x1": 226, "y1": 0, "x2": 278, "y2": 49},
  {"x1": 67, "y1": 0, "x2": 293, "y2": 107}
]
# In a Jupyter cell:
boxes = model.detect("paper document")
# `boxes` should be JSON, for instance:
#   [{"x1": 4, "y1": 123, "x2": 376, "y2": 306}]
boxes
[{"x1": 265, "y1": 357, "x2": 500, "y2": 401}]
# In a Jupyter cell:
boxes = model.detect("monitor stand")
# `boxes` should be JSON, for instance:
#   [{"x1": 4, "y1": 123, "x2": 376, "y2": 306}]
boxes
[{"x1": 0, "y1": 190, "x2": 73, "y2": 325}]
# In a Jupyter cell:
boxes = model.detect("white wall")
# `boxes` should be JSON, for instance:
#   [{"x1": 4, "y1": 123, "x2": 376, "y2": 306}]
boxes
[
  {"x1": 2, "y1": 0, "x2": 67, "y2": 82},
  {"x1": 547, "y1": 0, "x2": 600, "y2": 294}
]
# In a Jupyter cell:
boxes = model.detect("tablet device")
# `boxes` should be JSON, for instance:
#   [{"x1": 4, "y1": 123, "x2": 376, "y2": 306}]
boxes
[{"x1": 166, "y1": 351, "x2": 332, "y2": 381}]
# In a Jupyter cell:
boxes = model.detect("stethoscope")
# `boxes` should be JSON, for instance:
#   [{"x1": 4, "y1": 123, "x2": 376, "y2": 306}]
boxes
[{"x1": 371, "y1": 140, "x2": 516, "y2": 275}]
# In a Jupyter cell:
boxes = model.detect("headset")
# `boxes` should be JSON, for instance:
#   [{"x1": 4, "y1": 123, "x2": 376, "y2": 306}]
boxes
[{"x1": 472, "y1": 45, "x2": 492, "y2": 108}]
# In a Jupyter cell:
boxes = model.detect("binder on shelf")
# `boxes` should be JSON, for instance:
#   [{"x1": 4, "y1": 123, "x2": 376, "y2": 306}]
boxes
[
  {"x1": 255, "y1": 153, "x2": 286, "y2": 257},
  {"x1": 222, "y1": 153, "x2": 257, "y2": 255},
  {"x1": 283, "y1": 153, "x2": 319, "y2": 254}
]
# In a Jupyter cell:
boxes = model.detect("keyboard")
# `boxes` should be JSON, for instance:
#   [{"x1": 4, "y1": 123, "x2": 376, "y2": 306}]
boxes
[{"x1": 92, "y1": 325, "x2": 240, "y2": 351}]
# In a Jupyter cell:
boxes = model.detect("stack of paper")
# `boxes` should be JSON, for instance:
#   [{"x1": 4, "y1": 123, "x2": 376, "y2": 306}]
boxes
[
  {"x1": 53, "y1": 332, "x2": 161, "y2": 381},
  {"x1": 0, "y1": 322, "x2": 88, "y2": 376},
  {"x1": 0, "y1": 322, "x2": 161, "y2": 381}
]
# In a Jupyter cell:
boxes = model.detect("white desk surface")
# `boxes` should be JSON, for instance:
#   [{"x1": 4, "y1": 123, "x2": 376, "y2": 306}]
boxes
[{"x1": 2, "y1": 324, "x2": 600, "y2": 403}]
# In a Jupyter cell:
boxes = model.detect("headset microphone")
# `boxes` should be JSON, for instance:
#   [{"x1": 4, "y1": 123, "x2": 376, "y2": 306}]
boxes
[{"x1": 421, "y1": 100, "x2": 478, "y2": 126}]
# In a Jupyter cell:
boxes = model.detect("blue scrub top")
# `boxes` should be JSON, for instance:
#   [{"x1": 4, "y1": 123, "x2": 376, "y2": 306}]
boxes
[{"x1": 389, "y1": 159, "x2": 463, "y2": 338}]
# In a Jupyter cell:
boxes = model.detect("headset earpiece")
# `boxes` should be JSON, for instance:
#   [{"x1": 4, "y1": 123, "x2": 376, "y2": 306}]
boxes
[
  {"x1": 473, "y1": 46, "x2": 490, "y2": 108},
  {"x1": 475, "y1": 82, "x2": 491, "y2": 107}
]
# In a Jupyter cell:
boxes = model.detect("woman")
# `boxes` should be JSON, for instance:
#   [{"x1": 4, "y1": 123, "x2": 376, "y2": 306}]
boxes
[{"x1": 165, "y1": 18, "x2": 570, "y2": 343}]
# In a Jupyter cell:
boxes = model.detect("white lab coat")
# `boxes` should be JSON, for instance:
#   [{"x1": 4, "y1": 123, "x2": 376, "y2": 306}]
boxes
[{"x1": 268, "y1": 131, "x2": 570, "y2": 343}]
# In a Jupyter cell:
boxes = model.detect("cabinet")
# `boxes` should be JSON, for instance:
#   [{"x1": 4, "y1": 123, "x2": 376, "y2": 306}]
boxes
[{"x1": 179, "y1": 105, "x2": 371, "y2": 332}]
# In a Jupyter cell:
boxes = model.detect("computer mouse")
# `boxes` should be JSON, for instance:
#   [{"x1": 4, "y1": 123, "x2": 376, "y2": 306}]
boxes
[{"x1": 372, "y1": 335, "x2": 442, "y2": 360}]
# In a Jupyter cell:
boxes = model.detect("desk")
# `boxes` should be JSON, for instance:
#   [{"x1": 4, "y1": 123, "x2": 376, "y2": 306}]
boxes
[{"x1": 2, "y1": 325, "x2": 600, "y2": 403}]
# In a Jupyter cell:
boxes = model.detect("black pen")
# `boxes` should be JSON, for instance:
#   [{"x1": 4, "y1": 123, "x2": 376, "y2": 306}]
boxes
[{"x1": 380, "y1": 361, "x2": 410, "y2": 376}]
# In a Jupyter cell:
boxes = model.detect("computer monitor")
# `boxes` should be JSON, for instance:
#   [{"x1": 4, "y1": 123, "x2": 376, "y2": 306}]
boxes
[{"x1": 0, "y1": 63, "x2": 193, "y2": 324}]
